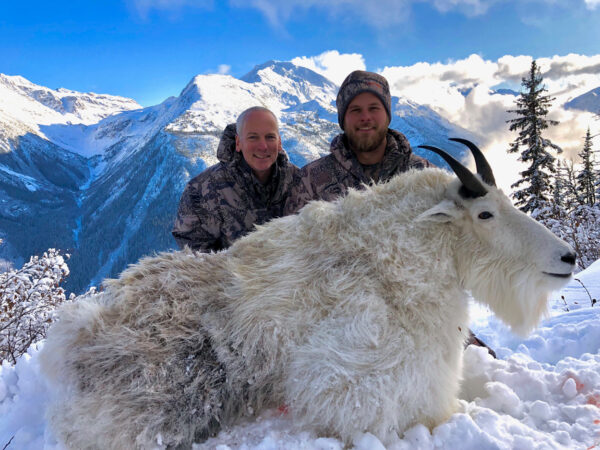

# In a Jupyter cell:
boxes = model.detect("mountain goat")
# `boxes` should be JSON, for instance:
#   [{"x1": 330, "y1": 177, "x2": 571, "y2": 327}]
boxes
[{"x1": 40, "y1": 139, "x2": 575, "y2": 449}]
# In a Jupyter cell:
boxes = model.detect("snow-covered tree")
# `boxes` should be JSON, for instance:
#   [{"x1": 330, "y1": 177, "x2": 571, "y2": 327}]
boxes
[
  {"x1": 551, "y1": 159, "x2": 570, "y2": 213},
  {"x1": 543, "y1": 203, "x2": 600, "y2": 271},
  {"x1": 539, "y1": 151, "x2": 600, "y2": 270},
  {"x1": 507, "y1": 60, "x2": 562, "y2": 214},
  {"x1": 0, "y1": 247, "x2": 72, "y2": 365},
  {"x1": 557, "y1": 159, "x2": 579, "y2": 210},
  {"x1": 576, "y1": 127, "x2": 596, "y2": 206}
]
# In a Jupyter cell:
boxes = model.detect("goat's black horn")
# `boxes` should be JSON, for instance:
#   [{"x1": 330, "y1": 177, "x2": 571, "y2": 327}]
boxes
[
  {"x1": 418, "y1": 144, "x2": 488, "y2": 198},
  {"x1": 449, "y1": 138, "x2": 496, "y2": 187}
]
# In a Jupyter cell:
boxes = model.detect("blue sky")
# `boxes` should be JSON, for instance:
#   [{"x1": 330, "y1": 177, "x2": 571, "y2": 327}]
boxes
[{"x1": 2, "y1": 0, "x2": 600, "y2": 106}]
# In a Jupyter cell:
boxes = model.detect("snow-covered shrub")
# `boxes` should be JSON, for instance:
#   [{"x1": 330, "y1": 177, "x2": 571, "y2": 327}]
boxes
[
  {"x1": 536, "y1": 204, "x2": 600, "y2": 270},
  {"x1": 0, "y1": 247, "x2": 72, "y2": 365}
]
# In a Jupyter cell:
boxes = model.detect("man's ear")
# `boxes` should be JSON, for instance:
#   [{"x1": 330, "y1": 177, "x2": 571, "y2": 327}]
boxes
[
  {"x1": 235, "y1": 135, "x2": 241, "y2": 152},
  {"x1": 278, "y1": 135, "x2": 283, "y2": 154},
  {"x1": 416, "y1": 199, "x2": 462, "y2": 223}
]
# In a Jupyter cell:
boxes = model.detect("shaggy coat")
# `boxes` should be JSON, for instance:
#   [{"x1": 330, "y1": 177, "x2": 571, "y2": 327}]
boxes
[{"x1": 40, "y1": 168, "x2": 574, "y2": 449}]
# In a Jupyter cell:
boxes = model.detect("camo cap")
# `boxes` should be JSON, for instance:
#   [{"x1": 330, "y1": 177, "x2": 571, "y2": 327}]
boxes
[{"x1": 336, "y1": 70, "x2": 391, "y2": 130}]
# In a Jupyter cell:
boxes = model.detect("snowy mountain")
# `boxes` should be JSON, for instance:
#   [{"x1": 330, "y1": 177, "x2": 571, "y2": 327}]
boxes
[
  {"x1": 0, "y1": 63, "x2": 477, "y2": 294},
  {"x1": 0, "y1": 74, "x2": 140, "y2": 150},
  {"x1": 0, "y1": 75, "x2": 142, "y2": 274},
  {"x1": 564, "y1": 86, "x2": 600, "y2": 113}
]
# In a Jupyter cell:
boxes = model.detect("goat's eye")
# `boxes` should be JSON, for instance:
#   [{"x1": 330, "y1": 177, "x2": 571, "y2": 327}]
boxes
[{"x1": 478, "y1": 211, "x2": 493, "y2": 220}]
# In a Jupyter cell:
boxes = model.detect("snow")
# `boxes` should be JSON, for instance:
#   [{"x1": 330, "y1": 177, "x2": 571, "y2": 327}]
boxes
[
  {"x1": 0, "y1": 74, "x2": 142, "y2": 159},
  {"x1": 0, "y1": 165, "x2": 40, "y2": 192},
  {"x1": 1, "y1": 263, "x2": 599, "y2": 449},
  {"x1": 0, "y1": 74, "x2": 140, "y2": 128},
  {"x1": 164, "y1": 64, "x2": 339, "y2": 138}
]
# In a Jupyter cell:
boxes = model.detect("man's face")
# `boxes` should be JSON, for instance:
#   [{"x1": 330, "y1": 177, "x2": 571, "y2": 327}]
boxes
[
  {"x1": 343, "y1": 92, "x2": 389, "y2": 157},
  {"x1": 236, "y1": 110, "x2": 282, "y2": 183}
]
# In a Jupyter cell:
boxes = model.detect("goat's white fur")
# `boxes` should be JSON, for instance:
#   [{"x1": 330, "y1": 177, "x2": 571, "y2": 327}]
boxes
[{"x1": 40, "y1": 168, "x2": 574, "y2": 449}]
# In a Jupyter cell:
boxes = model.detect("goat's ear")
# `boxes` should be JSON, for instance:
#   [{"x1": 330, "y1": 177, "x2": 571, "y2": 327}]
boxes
[{"x1": 416, "y1": 199, "x2": 462, "y2": 223}]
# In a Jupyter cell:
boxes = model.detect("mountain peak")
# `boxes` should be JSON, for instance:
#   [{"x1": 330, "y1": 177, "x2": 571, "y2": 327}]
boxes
[
  {"x1": 0, "y1": 72, "x2": 141, "y2": 126},
  {"x1": 0, "y1": 73, "x2": 34, "y2": 89},
  {"x1": 241, "y1": 60, "x2": 337, "y2": 90}
]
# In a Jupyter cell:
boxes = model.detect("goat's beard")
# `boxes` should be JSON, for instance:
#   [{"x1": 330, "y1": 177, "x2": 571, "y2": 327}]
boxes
[{"x1": 346, "y1": 127, "x2": 387, "y2": 154}]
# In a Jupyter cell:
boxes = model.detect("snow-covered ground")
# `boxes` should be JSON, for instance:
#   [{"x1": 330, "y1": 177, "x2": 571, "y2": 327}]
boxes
[{"x1": 1, "y1": 262, "x2": 599, "y2": 450}]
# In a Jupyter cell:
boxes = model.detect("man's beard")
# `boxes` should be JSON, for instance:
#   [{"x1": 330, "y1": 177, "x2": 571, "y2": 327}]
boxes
[{"x1": 346, "y1": 126, "x2": 387, "y2": 154}]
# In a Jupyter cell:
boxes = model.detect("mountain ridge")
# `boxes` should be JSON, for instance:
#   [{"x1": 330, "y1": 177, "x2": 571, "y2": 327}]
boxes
[{"x1": 564, "y1": 86, "x2": 600, "y2": 113}]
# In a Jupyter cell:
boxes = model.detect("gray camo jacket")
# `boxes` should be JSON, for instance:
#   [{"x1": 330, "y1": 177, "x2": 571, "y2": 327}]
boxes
[
  {"x1": 172, "y1": 124, "x2": 300, "y2": 252},
  {"x1": 284, "y1": 129, "x2": 433, "y2": 214}
]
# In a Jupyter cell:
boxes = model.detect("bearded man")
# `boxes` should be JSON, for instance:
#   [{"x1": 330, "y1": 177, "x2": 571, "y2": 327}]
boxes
[{"x1": 284, "y1": 70, "x2": 433, "y2": 213}]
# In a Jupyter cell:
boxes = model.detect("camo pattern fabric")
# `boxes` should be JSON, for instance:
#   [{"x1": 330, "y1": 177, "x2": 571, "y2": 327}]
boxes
[
  {"x1": 284, "y1": 128, "x2": 434, "y2": 214},
  {"x1": 172, "y1": 123, "x2": 300, "y2": 252}
]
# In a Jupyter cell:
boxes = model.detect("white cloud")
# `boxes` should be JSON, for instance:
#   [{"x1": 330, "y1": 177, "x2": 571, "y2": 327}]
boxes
[
  {"x1": 381, "y1": 54, "x2": 503, "y2": 118},
  {"x1": 431, "y1": 0, "x2": 499, "y2": 16},
  {"x1": 129, "y1": 0, "x2": 213, "y2": 19},
  {"x1": 230, "y1": 0, "x2": 413, "y2": 27},
  {"x1": 380, "y1": 52, "x2": 600, "y2": 132},
  {"x1": 291, "y1": 50, "x2": 366, "y2": 85},
  {"x1": 233, "y1": 0, "x2": 283, "y2": 27},
  {"x1": 217, "y1": 64, "x2": 231, "y2": 75},
  {"x1": 128, "y1": 0, "x2": 598, "y2": 28},
  {"x1": 377, "y1": 53, "x2": 600, "y2": 192},
  {"x1": 229, "y1": 0, "x2": 498, "y2": 28},
  {"x1": 292, "y1": 50, "x2": 600, "y2": 193}
]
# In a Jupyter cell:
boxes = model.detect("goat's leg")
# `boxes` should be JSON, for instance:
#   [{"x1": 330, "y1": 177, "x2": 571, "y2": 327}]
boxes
[{"x1": 284, "y1": 310, "x2": 413, "y2": 444}]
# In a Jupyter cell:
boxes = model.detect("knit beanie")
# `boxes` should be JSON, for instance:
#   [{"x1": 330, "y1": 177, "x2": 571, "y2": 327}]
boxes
[{"x1": 336, "y1": 70, "x2": 391, "y2": 130}]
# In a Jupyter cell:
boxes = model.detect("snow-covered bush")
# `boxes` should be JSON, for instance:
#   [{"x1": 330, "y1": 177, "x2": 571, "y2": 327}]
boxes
[
  {"x1": 535, "y1": 204, "x2": 600, "y2": 270},
  {"x1": 0, "y1": 246, "x2": 72, "y2": 365}
]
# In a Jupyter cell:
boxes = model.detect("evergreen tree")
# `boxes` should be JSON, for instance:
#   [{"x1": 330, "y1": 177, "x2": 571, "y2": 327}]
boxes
[
  {"x1": 576, "y1": 127, "x2": 596, "y2": 206},
  {"x1": 593, "y1": 130, "x2": 600, "y2": 202},
  {"x1": 507, "y1": 60, "x2": 562, "y2": 214}
]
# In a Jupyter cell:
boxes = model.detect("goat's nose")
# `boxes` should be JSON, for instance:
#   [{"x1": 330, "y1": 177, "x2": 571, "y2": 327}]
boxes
[{"x1": 561, "y1": 252, "x2": 576, "y2": 266}]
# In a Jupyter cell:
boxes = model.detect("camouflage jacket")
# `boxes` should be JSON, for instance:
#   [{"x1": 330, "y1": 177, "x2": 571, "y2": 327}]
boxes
[
  {"x1": 284, "y1": 129, "x2": 433, "y2": 214},
  {"x1": 172, "y1": 124, "x2": 300, "y2": 252}
]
